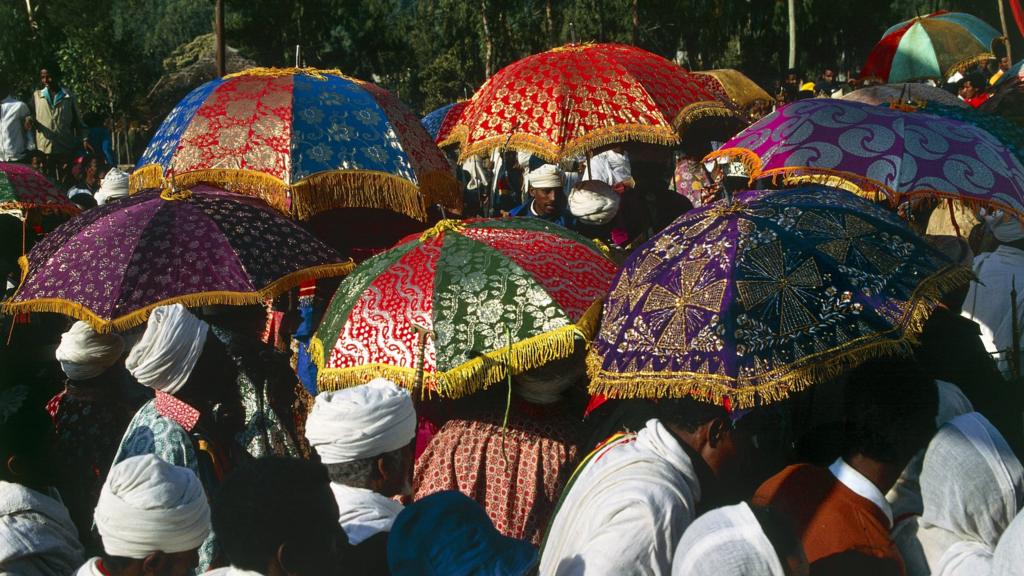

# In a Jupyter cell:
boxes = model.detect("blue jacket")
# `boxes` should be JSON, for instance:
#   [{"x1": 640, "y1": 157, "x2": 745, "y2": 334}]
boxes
[{"x1": 508, "y1": 200, "x2": 576, "y2": 229}]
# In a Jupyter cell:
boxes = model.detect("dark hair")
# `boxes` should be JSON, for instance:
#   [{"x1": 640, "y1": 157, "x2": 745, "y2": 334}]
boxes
[
  {"x1": 211, "y1": 457, "x2": 345, "y2": 571},
  {"x1": 842, "y1": 357, "x2": 937, "y2": 465},
  {"x1": 324, "y1": 448, "x2": 404, "y2": 488},
  {"x1": 750, "y1": 504, "x2": 804, "y2": 568},
  {"x1": 655, "y1": 397, "x2": 728, "y2": 432}
]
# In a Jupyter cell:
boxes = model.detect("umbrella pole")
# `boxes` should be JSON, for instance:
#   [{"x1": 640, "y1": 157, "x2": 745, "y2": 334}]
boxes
[
  {"x1": 947, "y1": 199, "x2": 962, "y2": 238},
  {"x1": 412, "y1": 322, "x2": 434, "y2": 398}
]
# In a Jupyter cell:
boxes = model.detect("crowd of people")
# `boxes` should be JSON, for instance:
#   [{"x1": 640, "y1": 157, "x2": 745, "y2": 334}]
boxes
[{"x1": 1, "y1": 40, "x2": 1024, "y2": 576}]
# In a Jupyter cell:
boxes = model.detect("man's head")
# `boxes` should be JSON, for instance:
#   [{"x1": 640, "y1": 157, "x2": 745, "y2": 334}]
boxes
[
  {"x1": 821, "y1": 68, "x2": 835, "y2": 82},
  {"x1": 39, "y1": 68, "x2": 57, "y2": 90},
  {"x1": 28, "y1": 151, "x2": 46, "y2": 173},
  {"x1": 785, "y1": 69, "x2": 799, "y2": 85},
  {"x1": 1001, "y1": 56, "x2": 1011, "y2": 72},
  {"x1": 527, "y1": 164, "x2": 564, "y2": 217},
  {"x1": 305, "y1": 379, "x2": 417, "y2": 497},
  {"x1": 841, "y1": 357, "x2": 938, "y2": 490},
  {"x1": 958, "y1": 77, "x2": 977, "y2": 99},
  {"x1": 212, "y1": 457, "x2": 348, "y2": 576},
  {"x1": 55, "y1": 321, "x2": 125, "y2": 382},
  {"x1": 125, "y1": 303, "x2": 211, "y2": 399},
  {"x1": 94, "y1": 455, "x2": 210, "y2": 576}
]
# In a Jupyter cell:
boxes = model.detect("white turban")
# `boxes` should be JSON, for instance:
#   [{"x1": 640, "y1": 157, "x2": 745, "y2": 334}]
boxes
[
  {"x1": 55, "y1": 321, "x2": 125, "y2": 381},
  {"x1": 528, "y1": 164, "x2": 564, "y2": 189},
  {"x1": 125, "y1": 304, "x2": 209, "y2": 395},
  {"x1": 305, "y1": 378, "x2": 416, "y2": 464},
  {"x1": 94, "y1": 454, "x2": 210, "y2": 559},
  {"x1": 981, "y1": 208, "x2": 1024, "y2": 243},
  {"x1": 568, "y1": 180, "x2": 620, "y2": 224},
  {"x1": 95, "y1": 168, "x2": 130, "y2": 206}
]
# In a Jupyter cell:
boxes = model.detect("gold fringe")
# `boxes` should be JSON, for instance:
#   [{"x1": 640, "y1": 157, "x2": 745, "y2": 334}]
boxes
[
  {"x1": 0, "y1": 202, "x2": 79, "y2": 217},
  {"x1": 704, "y1": 147, "x2": 763, "y2": 180},
  {"x1": 317, "y1": 321, "x2": 592, "y2": 398},
  {"x1": 672, "y1": 101, "x2": 742, "y2": 132},
  {"x1": 3, "y1": 261, "x2": 354, "y2": 334},
  {"x1": 947, "y1": 52, "x2": 996, "y2": 77},
  {"x1": 418, "y1": 171, "x2": 464, "y2": 213},
  {"x1": 130, "y1": 168, "x2": 293, "y2": 215},
  {"x1": 586, "y1": 264, "x2": 974, "y2": 409},
  {"x1": 129, "y1": 164, "x2": 166, "y2": 194},
  {"x1": 307, "y1": 335, "x2": 326, "y2": 370},
  {"x1": 419, "y1": 219, "x2": 465, "y2": 241},
  {"x1": 223, "y1": 67, "x2": 351, "y2": 82},
  {"x1": 457, "y1": 123, "x2": 681, "y2": 164}
]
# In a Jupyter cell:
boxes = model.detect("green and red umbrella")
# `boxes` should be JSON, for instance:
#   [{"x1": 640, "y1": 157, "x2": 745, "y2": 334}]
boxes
[
  {"x1": 311, "y1": 218, "x2": 618, "y2": 397},
  {"x1": 0, "y1": 163, "x2": 78, "y2": 216}
]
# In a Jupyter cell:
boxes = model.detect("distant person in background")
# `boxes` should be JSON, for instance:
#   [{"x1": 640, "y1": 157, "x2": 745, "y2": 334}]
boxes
[
  {"x1": 817, "y1": 67, "x2": 840, "y2": 96},
  {"x1": 94, "y1": 167, "x2": 129, "y2": 206},
  {"x1": 782, "y1": 68, "x2": 801, "y2": 102},
  {"x1": 0, "y1": 76, "x2": 34, "y2": 162},
  {"x1": 32, "y1": 68, "x2": 86, "y2": 178},
  {"x1": 84, "y1": 113, "x2": 115, "y2": 167},
  {"x1": 958, "y1": 73, "x2": 990, "y2": 108},
  {"x1": 990, "y1": 56, "x2": 1012, "y2": 85}
]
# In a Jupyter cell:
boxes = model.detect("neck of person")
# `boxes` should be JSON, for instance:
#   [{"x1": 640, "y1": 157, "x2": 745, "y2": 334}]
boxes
[{"x1": 843, "y1": 453, "x2": 900, "y2": 494}]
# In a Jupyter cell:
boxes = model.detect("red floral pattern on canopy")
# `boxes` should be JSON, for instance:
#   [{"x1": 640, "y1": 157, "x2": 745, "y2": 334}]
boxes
[{"x1": 0, "y1": 163, "x2": 78, "y2": 215}]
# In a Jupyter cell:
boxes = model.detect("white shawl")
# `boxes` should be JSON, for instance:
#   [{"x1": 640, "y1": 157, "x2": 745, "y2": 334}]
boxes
[
  {"x1": 917, "y1": 413, "x2": 1024, "y2": 576},
  {"x1": 671, "y1": 502, "x2": 785, "y2": 576},
  {"x1": 992, "y1": 511, "x2": 1024, "y2": 576},
  {"x1": 583, "y1": 149, "x2": 633, "y2": 187},
  {"x1": 330, "y1": 483, "x2": 404, "y2": 545},
  {"x1": 539, "y1": 419, "x2": 701, "y2": 576},
  {"x1": 0, "y1": 481, "x2": 84, "y2": 576},
  {"x1": 961, "y1": 245, "x2": 1024, "y2": 378}
]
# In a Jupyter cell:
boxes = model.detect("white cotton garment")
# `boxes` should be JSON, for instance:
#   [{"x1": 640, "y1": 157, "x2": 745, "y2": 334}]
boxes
[
  {"x1": 55, "y1": 321, "x2": 125, "y2": 381},
  {"x1": 94, "y1": 454, "x2": 210, "y2": 559},
  {"x1": 94, "y1": 168, "x2": 129, "y2": 206},
  {"x1": 304, "y1": 378, "x2": 416, "y2": 464},
  {"x1": 0, "y1": 481, "x2": 84, "y2": 576},
  {"x1": 962, "y1": 244, "x2": 1024, "y2": 378},
  {"x1": 671, "y1": 502, "x2": 785, "y2": 576},
  {"x1": 73, "y1": 557, "x2": 104, "y2": 575},
  {"x1": 539, "y1": 418, "x2": 701, "y2": 576},
  {"x1": 981, "y1": 209, "x2": 1024, "y2": 243},
  {"x1": 917, "y1": 413, "x2": 1024, "y2": 576},
  {"x1": 568, "y1": 179, "x2": 620, "y2": 225},
  {"x1": 125, "y1": 303, "x2": 209, "y2": 395},
  {"x1": 992, "y1": 510, "x2": 1024, "y2": 576},
  {"x1": 583, "y1": 149, "x2": 632, "y2": 188},
  {"x1": 330, "y1": 483, "x2": 404, "y2": 545},
  {"x1": 528, "y1": 163, "x2": 563, "y2": 189}
]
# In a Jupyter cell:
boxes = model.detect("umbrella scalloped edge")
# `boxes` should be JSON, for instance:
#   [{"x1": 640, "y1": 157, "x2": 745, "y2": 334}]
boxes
[
  {"x1": 129, "y1": 164, "x2": 462, "y2": 222},
  {"x1": 2, "y1": 260, "x2": 355, "y2": 334},
  {"x1": 586, "y1": 264, "x2": 974, "y2": 409},
  {"x1": 311, "y1": 298, "x2": 604, "y2": 398}
]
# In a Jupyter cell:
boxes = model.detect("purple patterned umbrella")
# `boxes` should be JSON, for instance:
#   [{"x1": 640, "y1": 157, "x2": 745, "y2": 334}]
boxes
[
  {"x1": 587, "y1": 185, "x2": 972, "y2": 408},
  {"x1": 3, "y1": 185, "x2": 354, "y2": 333},
  {"x1": 706, "y1": 99, "x2": 1024, "y2": 219}
]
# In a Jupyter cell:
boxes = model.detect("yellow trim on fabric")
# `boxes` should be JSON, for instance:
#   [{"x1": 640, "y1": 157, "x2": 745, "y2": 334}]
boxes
[
  {"x1": 455, "y1": 123, "x2": 682, "y2": 164},
  {"x1": 3, "y1": 261, "x2": 354, "y2": 334},
  {"x1": 946, "y1": 52, "x2": 996, "y2": 77},
  {"x1": 222, "y1": 67, "x2": 353, "y2": 82},
  {"x1": 586, "y1": 264, "x2": 974, "y2": 408}
]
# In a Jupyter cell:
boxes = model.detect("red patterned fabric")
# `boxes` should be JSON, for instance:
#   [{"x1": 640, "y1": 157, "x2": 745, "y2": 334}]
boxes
[
  {"x1": 451, "y1": 43, "x2": 735, "y2": 161},
  {"x1": 154, "y1": 391, "x2": 201, "y2": 432},
  {"x1": 860, "y1": 19, "x2": 917, "y2": 81},
  {"x1": 413, "y1": 400, "x2": 586, "y2": 545},
  {"x1": 0, "y1": 162, "x2": 78, "y2": 214}
]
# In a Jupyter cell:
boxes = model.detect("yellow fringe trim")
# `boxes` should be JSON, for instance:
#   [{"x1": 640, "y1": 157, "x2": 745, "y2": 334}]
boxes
[
  {"x1": 586, "y1": 264, "x2": 974, "y2": 409},
  {"x1": 129, "y1": 164, "x2": 165, "y2": 194},
  {"x1": 549, "y1": 42, "x2": 597, "y2": 53},
  {"x1": 671, "y1": 101, "x2": 742, "y2": 132},
  {"x1": 704, "y1": 147, "x2": 763, "y2": 179},
  {"x1": 456, "y1": 123, "x2": 681, "y2": 164},
  {"x1": 3, "y1": 261, "x2": 354, "y2": 334},
  {"x1": 316, "y1": 302, "x2": 604, "y2": 397},
  {"x1": 0, "y1": 202, "x2": 79, "y2": 217},
  {"x1": 223, "y1": 66, "x2": 354, "y2": 82},
  {"x1": 946, "y1": 52, "x2": 996, "y2": 77},
  {"x1": 419, "y1": 219, "x2": 465, "y2": 241},
  {"x1": 160, "y1": 187, "x2": 193, "y2": 201}
]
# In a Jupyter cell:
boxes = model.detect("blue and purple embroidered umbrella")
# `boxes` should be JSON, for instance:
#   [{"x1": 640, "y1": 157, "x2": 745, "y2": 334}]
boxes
[
  {"x1": 421, "y1": 101, "x2": 468, "y2": 145},
  {"x1": 587, "y1": 185, "x2": 972, "y2": 408}
]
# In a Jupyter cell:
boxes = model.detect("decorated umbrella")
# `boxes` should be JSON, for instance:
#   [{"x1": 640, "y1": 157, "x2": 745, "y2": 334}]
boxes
[
  {"x1": 917, "y1": 102, "x2": 1024, "y2": 164},
  {"x1": 841, "y1": 83, "x2": 967, "y2": 108},
  {"x1": 1, "y1": 163, "x2": 78, "y2": 216},
  {"x1": 587, "y1": 186, "x2": 971, "y2": 407},
  {"x1": 694, "y1": 69, "x2": 773, "y2": 111},
  {"x1": 3, "y1": 185, "x2": 354, "y2": 333},
  {"x1": 448, "y1": 43, "x2": 740, "y2": 162},
  {"x1": 861, "y1": 11, "x2": 1004, "y2": 83},
  {"x1": 705, "y1": 98, "x2": 1024, "y2": 218},
  {"x1": 131, "y1": 67, "x2": 460, "y2": 221},
  {"x1": 421, "y1": 101, "x2": 469, "y2": 145},
  {"x1": 981, "y1": 63, "x2": 1024, "y2": 127},
  {"x1": 311, "y1": 218, "x2": 617, "y2": 397}
]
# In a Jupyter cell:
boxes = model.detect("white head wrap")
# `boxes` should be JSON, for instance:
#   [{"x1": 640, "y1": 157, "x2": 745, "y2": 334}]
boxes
[
  {"x1": 981, "y1": 208, "x2": 1024, "y2": 243},
  {"x1": 125, "y1": 304, "x2": 209, "y2": 396},
  {"x1": 568, "y1": 180, "x2": 620, "y2": 225},
  {"x1": 671, "y1": 502, "x2": 786, "y2": 576},
  {"x1": 305, "y1": 378, "x2": 416, "y2": 464},
  {"x1": 918, "y1": 412, "x2": 1024, "y2": 575},
  {"x1": 94, "y1": 454, "x2": 211, "y2": 559},
  {"x1": 55, "y1": 321, "x2": 125, "y2": 380},
  {"x1": 528, "y1": 164, "x2": 564, "y2": 189},
  {"x1": 95, "y1": 168, "x2": 129, "y2": 206}
]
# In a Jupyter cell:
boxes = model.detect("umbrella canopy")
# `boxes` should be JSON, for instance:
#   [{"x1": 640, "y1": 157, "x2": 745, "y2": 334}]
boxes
[
  {"x1": 4, "y1": 185, "x2": 354, "y2": 333},
  {"x1": 694, "y1": 69, "x2": 773, "y2": 110},
  {"x1": 311, "y1": 218, "x2": 617, "y2": 397},
  {"x1": 861, "y1": 11, "x2": 1003, "y2": 83},
  {"x1": 706, "y1": 98, "x2": 1024, "y2": 218},
  {"x1": 0, "y1": 163, "x2": 78, "y2": 216},
  {"x1": 981, "y1": 66, "x2": 1024, "y2": 127},
  {"x1": 421, "y1": 101, "x2": 469, "y2": 145},
  {"x1": 448, "y1": 43, "x2": 739, "y2": 163},
  {"x1": 588, "y1": 186, "x2": 971, "y2": 408},
  {"x1": 131, "y1": 67, "x2": 460, "y2": 221},
  {"x1": 841, "y1": 83, "x2": 968, "y2": 108},
  {"x1": 917, "y1": 102, "x2": 1024, "y2": 166}
]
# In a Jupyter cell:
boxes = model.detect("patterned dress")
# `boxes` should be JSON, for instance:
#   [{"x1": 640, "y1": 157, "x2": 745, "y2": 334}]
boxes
[{"x1": 413, "y1": 396, "x2": 587, "y2": 545}]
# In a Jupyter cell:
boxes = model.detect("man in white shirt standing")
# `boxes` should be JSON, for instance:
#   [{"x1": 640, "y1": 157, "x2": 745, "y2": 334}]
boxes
[{"x1": 0, "y1": 77, "x2": 34, "y2": 163}]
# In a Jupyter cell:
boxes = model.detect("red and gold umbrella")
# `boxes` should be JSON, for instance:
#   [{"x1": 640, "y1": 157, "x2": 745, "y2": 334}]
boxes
[{"x1": 448, "y1": 43, "x2": 739, "y2": 162}]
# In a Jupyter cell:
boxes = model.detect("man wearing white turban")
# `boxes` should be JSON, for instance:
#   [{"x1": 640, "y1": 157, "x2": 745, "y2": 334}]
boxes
[
  {"x1": 509, "y1": 164, "x2": 575, "y2": 229},
  {"x1": 112, "y1": 304, "x2": 244, "y2": 573},
  {"x1": 305, "y1": 378, "x2": 416, "y2": 574},
  {"x1": 94, "y1": 167, "x2": 129, "y2": 206},
  {"x1": 75, "y1": 455, "x2": 210, "y2": 576},
  {"x1": 50, "y1": 321, "x2": 139, "y2": 553},
  {"x1": 962, "y1": 209, "x2": 1024, "y2": 379}
]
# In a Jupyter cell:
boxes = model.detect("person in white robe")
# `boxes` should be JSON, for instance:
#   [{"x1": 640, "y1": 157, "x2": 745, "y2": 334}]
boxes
[
  {"x1": 583, "y1": 148, "x2": 634, "y2": 190},
  {"x1": 903, "y1": 412, "x2": 1024, "y2": 576},
  {"x1": 992, "y1": 510, "x2": 1024, "y2": 576},
  {"x1": 304, "y1": 379, "x2": 415, "y2": 559},
  {"x1": 74, "y1": 454, "x2": 210, "y2": 576},
  {"x1": 961, "y1": 210, "x2": 1024, "y2": 378}
]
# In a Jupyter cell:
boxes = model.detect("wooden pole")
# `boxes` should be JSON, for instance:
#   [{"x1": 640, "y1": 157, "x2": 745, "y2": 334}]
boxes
[
  {"x1": 999, "y1": 0, "x2": 1013, "y2": 62},
  {"x1": 295, "y1": 45, "x2": 301, "y2": 68},
  {"x1": 787, "y1": 0, "x2": 797, "y2": 69},
  {"x1": 215, "y1": 0, "x2": 226, "y2": 77}
]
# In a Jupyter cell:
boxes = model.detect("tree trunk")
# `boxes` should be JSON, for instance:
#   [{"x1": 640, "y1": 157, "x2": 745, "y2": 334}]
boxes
[
  {"x1": 999, "y1": 0, "x2": 1013, "y2": 62},
  {"x1": 787, "y1": 0, "x2": 796, "y2": 69},
  {"x1": 632, "y1": 0, "x2": 639, "y2": 44},
  {"x1": 215, "y1": 0, "x2": 226, "y2": 77},
  {"x1": 480, "y1": 1, "x2": 493, "y2": 78},
  {"x1": 546, "y1": 0, "x2": 555, "y2": 47}
]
